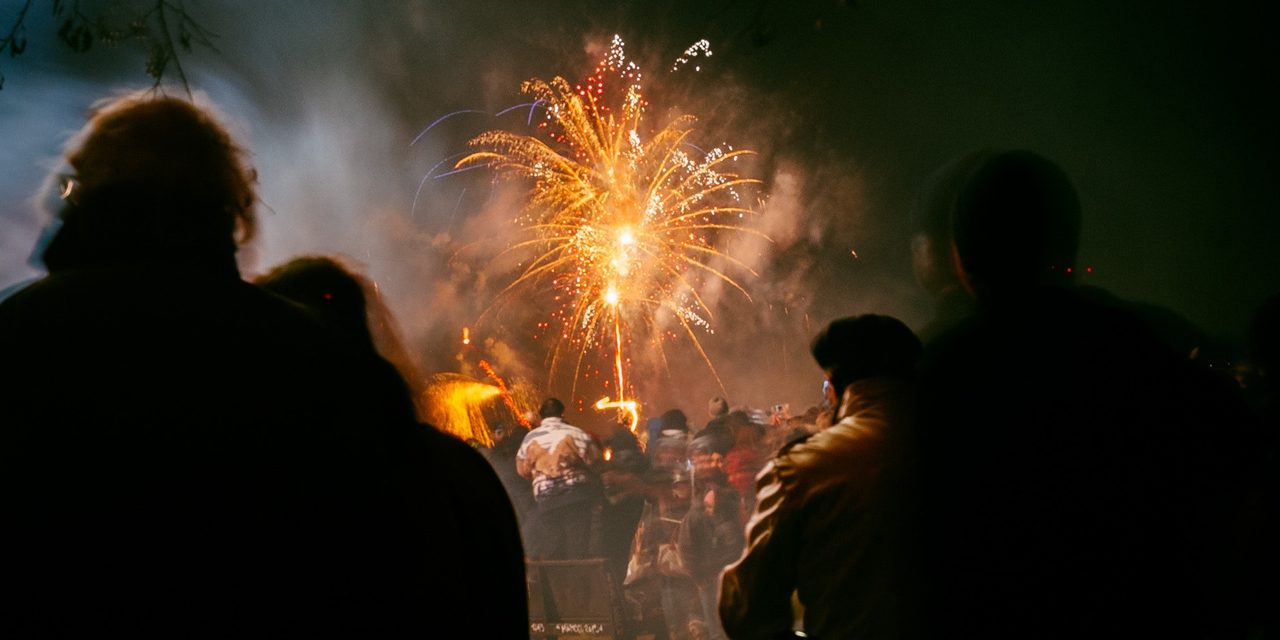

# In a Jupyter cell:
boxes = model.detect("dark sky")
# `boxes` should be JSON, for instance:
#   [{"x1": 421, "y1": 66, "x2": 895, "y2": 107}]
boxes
[{"x1": 2, "y1": 0, "x2": 1275, "y2": 421}]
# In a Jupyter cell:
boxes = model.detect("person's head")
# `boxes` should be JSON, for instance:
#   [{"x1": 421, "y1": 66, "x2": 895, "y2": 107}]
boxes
[
  {"x1": 659, "y1": 408, "x2": 688, "y2": 433},
  {"x1": 41, "y1": 92, "x2": 257, "y2": 270},
  {"x1": 912, "y1": 150, "x2": 997, "y2": 295},
  {"x1": 606, "y1": 448, "x2": 649, "y2": 476},
  {"x1": 491, "y1": 422, "x2": 514, "y2": 443},
  {"x1": 724, "y1": 410, "x2": 761, "y2": 446},
  {"x1": 255, "y1": 256, "x2": 375, "y2": 353},
  {"x1": 539, "y1": 397, "x2": 566, "y2": 419},
  {"x1": 950, "y1": 150, "x2": 1081, "y2": 301},
  {"x1": 255, "y1": 255, "x2": 431, "y2": 421},
  {"x1": 707, "y1": 396, "x2": 729, "y2": 419},
  {"x1": 811, "y1": 314, "x2": 923, "y2": 399},
  {"x1": 651, "y1": 433, "x2": 688, "y2": 471},
  {"x1": 688, "y1": 434, "x2": 725, "y2": 481}
]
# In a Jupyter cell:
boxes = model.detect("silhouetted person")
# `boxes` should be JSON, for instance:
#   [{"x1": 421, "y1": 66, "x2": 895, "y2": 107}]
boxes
[
  {"x1": 911, "y1": 151, "x2": 991, "y2": 341},
  {"x1": 720, "y1": 315, "x2": 922, "y2": 639},
  {"x1": 693, "y1": 396, "x2": 735, "y2": 456},
  {"x1": 721, "y1": 410, "x2": 765, "y2": 520},
  {"x1": 0, "y1": 94, "x2": 515, "y2": 637},
  {"x1": 600, "y1": 446, "x2": 649, "y2": 630},
  {"x1": 597, "y1": 418, "x2": 645, "y2": 591},
  {"x1": 487, "y1": 421, "x2": 536, "y2": 525},
  {"x1": 915, "y1": 149, "x2": 1259, "y2": 638},
  {"x1": 1245, "y1": 292, "x2": 1280, "y2": 432},
  {"x1": 256, "y1": 255, "x2": 529, "y2": 637},
  {"x1": 682, "y1": 433, "x2": 743, "y2": 640},
  {"x1": 1242, "y1": 292, "x2": 1280, "y2": 637}
]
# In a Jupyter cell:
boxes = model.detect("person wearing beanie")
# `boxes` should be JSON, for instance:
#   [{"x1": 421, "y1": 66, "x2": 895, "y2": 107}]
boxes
[
  {"x1": 694, "y1": 398, "x2": 734, "y2": 457},
  {"x1": 720, "y1": 314, "x2": 923, "y2": 640}
]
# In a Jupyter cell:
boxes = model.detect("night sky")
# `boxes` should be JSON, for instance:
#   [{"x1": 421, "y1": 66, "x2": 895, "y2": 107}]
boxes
[{"x1": 2, "y1": 0, "x2": 1276, "y2": 419}]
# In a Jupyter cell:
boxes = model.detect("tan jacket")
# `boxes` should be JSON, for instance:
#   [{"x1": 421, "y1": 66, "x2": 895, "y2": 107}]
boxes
[{"x1": 719, "y1": 376, "x2": 916, "y2": 639}]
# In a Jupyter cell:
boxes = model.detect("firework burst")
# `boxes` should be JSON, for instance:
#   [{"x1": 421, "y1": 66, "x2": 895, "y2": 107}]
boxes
[{"x1": 457, "y1": 35, "x2": 764, "y2": 419}]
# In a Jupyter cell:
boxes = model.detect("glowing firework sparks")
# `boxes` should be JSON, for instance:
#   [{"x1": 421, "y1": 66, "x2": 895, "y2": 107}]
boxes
[
  {"x1": 424, "y1": 373, "x2": 502, "y2": 446},
  {"x1": 595, "y1": 396, "x2": 639, "y2": 434},
  {"x1": 479, "y1": 359, "x2": 532, "y2": 429},
  {"x1": 457, "y1": 35, "x2": 764, "y2": 416}
]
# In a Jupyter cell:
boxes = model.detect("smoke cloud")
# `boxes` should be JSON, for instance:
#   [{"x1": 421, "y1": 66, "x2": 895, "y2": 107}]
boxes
[{"x1": 4, "y1": 0, "x2": 1274, "y2": 426}]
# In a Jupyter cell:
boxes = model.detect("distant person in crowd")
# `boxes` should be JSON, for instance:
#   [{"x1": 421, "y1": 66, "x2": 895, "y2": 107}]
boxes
[
  {"x1": 681, "y1": 433, "x2": 744, "y2": 640},
  {"x1": 721, "y1": 410, "x2": 766, "y2": 520},
  {"x1": 644, "y1": 415, "x2": 663, "y2": 456},
  {"x1": 517, "y1": 397, "x2": 604, "y2": 560},
  {"x1": 600, "y1": 446, "x2": 650, "y2": 623},
  {"x1": 914, "y1": 149, "x2": 1261, "y2": 638},
  {"x1": 484, "y1": 420, "x2": 536, "y2": 526},
  {"x1": 719, "y1": 315, "x2": 923, "y2": 639},
  {"x1": 694, "y1": 396, "x2": 734, "y2": 455},
  {"x1": 600, "y1": 418, "x2": 643, "y2": 457},
  {"x1": 650, "y1": 408, "x2": 693, "y2": 471},
  {"x1": 595, "y1": 419, "x2": 646, "y2": 598},
  {"x1": 625, "y1": 407, "x2": 703, "y2": 639},
  {"x1": 0, "y1": 92, "x2": 530, "y2": 637},
  {"x1": 708, "y1": 396, "x2": 730, "y2": 425},
  {"x1": 256, "y1": 255, "x2": 529, "y2": 637}
]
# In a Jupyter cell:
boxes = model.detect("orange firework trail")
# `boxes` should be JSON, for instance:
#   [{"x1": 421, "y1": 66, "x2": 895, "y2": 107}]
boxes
[
  {"x1": 478, "y1": 359, "x2": 531, "y2": 428},
  {"x1": 458, "y1": 35, "x2": 765, "y2": 419}
]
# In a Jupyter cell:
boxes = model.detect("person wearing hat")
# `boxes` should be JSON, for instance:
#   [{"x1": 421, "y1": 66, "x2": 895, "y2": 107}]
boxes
[
  {"x1": 693, "y1": 397, "x2": 735, "y2": 456},
  {"x1": 719, "y1": 314, "x2": 923, "y2": 640}
]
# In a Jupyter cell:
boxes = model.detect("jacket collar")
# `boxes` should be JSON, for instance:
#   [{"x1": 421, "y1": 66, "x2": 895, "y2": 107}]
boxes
[{"x1": 837, "y1": 376, "x2": 911, "y2": 422}]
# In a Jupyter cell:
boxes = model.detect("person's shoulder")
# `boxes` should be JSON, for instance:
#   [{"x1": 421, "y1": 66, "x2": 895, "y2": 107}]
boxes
[
  {"x1": 420, "y1": 424, "x2": 496, "y2": 469},
  {"x1": 774, "y1": 431, "x2": 815, "y2": 458},
  {"x1": 0, "y1": 270, "x2": 98, "y2": 317},
  {"x1": 776, "y1": 418, "x2": 881, "y2": 475}
]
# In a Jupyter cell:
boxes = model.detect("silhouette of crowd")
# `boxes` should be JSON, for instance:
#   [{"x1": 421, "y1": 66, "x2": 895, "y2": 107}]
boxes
[{"x1": 2, "y1": 92, "x2": 1273, "y2": 640}]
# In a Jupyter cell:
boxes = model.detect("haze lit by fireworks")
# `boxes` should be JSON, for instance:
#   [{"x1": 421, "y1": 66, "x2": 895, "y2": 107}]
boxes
[{"x1": 457, "y1": 35, "x2": 763, "y2": 421}]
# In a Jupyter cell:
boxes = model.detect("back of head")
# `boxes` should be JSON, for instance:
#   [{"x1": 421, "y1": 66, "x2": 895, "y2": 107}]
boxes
[
  {"x1": 660, "y1": 408, "x2": 689, "y2": 432},
  {"x1": 723, "y1": 409, "x2": 759, "y2": 435},
  {"x1": 708, "y1": 396, "x2": 729, "y2": 419},
  {"x1": 913, "y1": 150, "x2": 998, "y2": 295},
  {"x1": 951, "y1": 150, "x2": 1081, "y2": 299},
  {"x1": 539, "y1": 397, "x2": 565, "y2": 419},
  {"x1": 42, "y1": 92, "x2": 256, "y2": 270},
  {"x1": 811, "y1": 314, "x2": 923, "y2": 393},
  {"x1": 255, "y1": 256, "x2": 375, "y2": 354}
]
